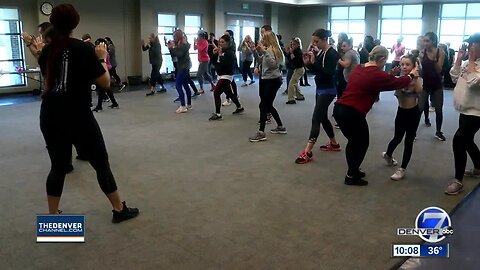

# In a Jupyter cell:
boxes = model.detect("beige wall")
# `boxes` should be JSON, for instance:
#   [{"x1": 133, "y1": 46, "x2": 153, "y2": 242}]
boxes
[{"x1": 294, "y1": 5, "x2": 329, "y2": 50}]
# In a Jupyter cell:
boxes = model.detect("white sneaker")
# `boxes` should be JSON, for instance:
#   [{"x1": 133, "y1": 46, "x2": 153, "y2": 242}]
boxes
[
  {"x1": 175, "y1": 106, "x2": 188, "y2": 113},
  {"x1": 222, "y1": 100, "x2": 232, "y2": 106},
  {"x1": 391, "y1": 168, "x2": 406, "y2": 181},
  {"x1": 445, "y1": 180, "x2": 463, "y2": 195},
  {"x1": 382, "y1": 152, "x2": 398, "y2": 166}
]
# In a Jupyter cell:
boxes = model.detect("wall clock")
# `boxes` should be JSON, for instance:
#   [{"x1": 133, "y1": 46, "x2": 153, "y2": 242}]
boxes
[{"x1": 41, "y1": 2, "x2": 53, "y2": 16}]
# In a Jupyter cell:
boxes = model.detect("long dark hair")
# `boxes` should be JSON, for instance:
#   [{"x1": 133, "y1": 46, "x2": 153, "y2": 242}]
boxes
[{"x1": 44, "y1": 4, "x2": 80, "y2": 96}]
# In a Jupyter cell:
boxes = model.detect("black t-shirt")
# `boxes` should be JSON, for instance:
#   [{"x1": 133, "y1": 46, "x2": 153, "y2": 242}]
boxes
[{"x1": 39, "y1": 38, "x2": 105, "y2": 108}]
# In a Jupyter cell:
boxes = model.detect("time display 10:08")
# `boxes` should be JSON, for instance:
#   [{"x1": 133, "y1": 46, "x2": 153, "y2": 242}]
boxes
[{"x1": 392, "y1": 244, "x2": 421, "y2": 257}]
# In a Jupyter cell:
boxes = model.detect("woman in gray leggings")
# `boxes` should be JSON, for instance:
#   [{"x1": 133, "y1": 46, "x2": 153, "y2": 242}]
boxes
[{"x1": 194, "y1": 31, "x2": 215, "y2": 93}]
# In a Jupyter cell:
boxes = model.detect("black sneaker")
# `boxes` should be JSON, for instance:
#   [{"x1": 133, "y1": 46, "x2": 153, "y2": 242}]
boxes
[
  {"x1": 146, "y1": 91, "x2": 155, "y2": 96},
  {"x1": 157, "y1": 87, "x2": 167, "y2": 93},
  {"x1": 295, "y1": 96, "x2": 305, "y2": 101},
  {"x1": 209, "y1": 113, "x2": 222, "y2": 121},
  {"x1": 435, "y1": 131, "x2": 446, "y2": 141},
  {"x1": 118, "y1": 84, "x2": 126, "y2": 92},
  {"x1": 92, "y1": 107, "x2": 102, "y2": 112},
  {"x1": 425, "y1": 119, "x2": 431, "y2": 127},
  {"x1": 112, "y1": 201, "x2": 139, "y2": 224},
  {"x1": 286, "y1": 100, "x2": 296, "y2": 104},
  {"x1": 108, "y1": 103, "x2": 119, "y2": 109},
  {"x1": 232, "y1": 107, "x2": 244, "y2": 115},
  {"x1": 356, "y1": 169, "x2": 366, "y2": 178},
  {"x1": 344, "y1": 175, "x2": 368, "y2": 186}
]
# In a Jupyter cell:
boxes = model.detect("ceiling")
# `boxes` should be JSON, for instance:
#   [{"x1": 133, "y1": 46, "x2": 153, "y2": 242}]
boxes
[{"x1": 253, "y1": 0, "x2": 480, "y2": 5}]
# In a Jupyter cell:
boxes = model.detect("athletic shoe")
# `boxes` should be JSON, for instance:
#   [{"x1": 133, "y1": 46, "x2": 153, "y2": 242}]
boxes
[
  {"x1": 232, "y1": 107, "x2": 245, "y2": 115},
  {"x1": 391, "y1": 168, "x2": 406, "y2": 181},
  {"x1": 464, "y1": 168, "x2": 480, "y2": 177},
  {"x1": 295, "y1": 150, "x2": 313, "y2": 164},
  {"x1": 175, "y1": 106, "x2": 188, "y2": 113},
  {"x1": 357, "y1": 169, "x2": 366, "y2": 178},
  {"x1": 382, "y1": 152, "x2": 398, "y2": 166},
  {"x1": 241, "y1": 82, "x2": 248, "y2": 87},
  {"x1": 344, "y1": 175, "x2": 368, "y2": 186},
  {"x1": 92, "y1": 107, "x2": 102, "y2": 112},
  {"x1": 108, "y1": 103, "x2": 119, "y2": 109},
  {"x1": 157, "y1": 87, "x2": 167, "y2": 93},
  {"x1": 299, "y1": 82, "x2": 305, "y2": 86},
  {"x1": 209, "y1": 113, "x2": 222, "y2": 121},
  {"x1": 222, "y1": 100, "x2": 232, "y2": 106},
  {"x1": 445, "y1": 180, "x2": 463, "y2": 195},
  {"x1": 295, "y1": 95, "x2": 305, "y2": 101},
  {"x1": 146, "y1": 91, "x2": 155, "y2": 96},
  {"x1": 334, "y1": 124, "x2": 340, "y2": 129},
  {"x1": 249, "y1": 131, "x2": 267, "y2": 142},
  {"x1": 282, "y1": 89, "x2": 288, "y2": 95},
  {"x1": 270, "y1": 126, "x2": 287, "y2": 134},
  {"x1": 118, "y1": 84, "x2": 126, "y2": 92},
  {"x1": 249, "y1": 80, "x2": 255, "y2": 85},
  {"x1": 192, "y1": 92, "x2": 200, "y2": 99},
  {"x1": 173, "y1": 97, "x2": 180, "y2": 103},
  {"x1": 112, "y1": 201, "x2": 140, "y2": 223},
  {"x1": 187, "y1": 105, "x2": 193, "y2": 110},
  {"x1": 320, "y1": 142, "x2": 341, "y2": 151},
  {"x1": 425, "y1": 119, "x2": 431, "y2": 127},
  {"x1": 286, "y1": 100, "x2": 296, "y2": 104},
  {"x1": 435, "y1": 131, "x2": 446, "y2": 141}
]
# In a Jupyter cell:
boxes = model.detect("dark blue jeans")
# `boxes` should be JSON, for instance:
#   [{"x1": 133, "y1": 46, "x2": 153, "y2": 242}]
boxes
[{"x1": 175, "y1": 69, "x2": 191, "y2": 106}]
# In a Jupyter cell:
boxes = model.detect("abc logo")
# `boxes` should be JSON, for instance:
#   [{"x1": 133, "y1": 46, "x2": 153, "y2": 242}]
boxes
[{"x1": 441, "y1": 226, "x2": 454, "y2": 236}]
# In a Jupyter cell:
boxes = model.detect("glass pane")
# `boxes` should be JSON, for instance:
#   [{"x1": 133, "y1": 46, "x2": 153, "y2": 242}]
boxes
[
  {"x1": 381, "y1": 20, "x2": 402, "y2": 34},
  {"x1": 331, "y1": 21, "x2": 348, "y2": 34},
  {"x1": 467, "y1": 3, "x2": 480, "y2": 18},
  {"x1": 440, "y1": 19, "x2": 465, "y2": 35},
  {"x1": 0, "y1": 8, "x2": 19, "y2": 20},
  {"x1": 442, "y1": 4, "x2": 466, "y2": 18},
  {"x1": 380, "y1": 34, "x2": 398, "y2": 51},
  {"x1": 157, "y1": 26, "x2": 175, "y2": 34},
  {"x1": 349, "y1": 6, "x2": 365, "y2": 20},
  {"x1": 349, "y1": 34, "x2": 364, "y2": 48},
  {"x1": 185, "y1": 15, "x2": 201, "y2": 27},
  {"x1": 159, "y1": 34, "x2": 173, "y2": 60},
  {"x1": 402, "y1": 5, "x2": 423, "y2": 18},
  {"x1": 465, "y1": 20, "x2": 480, "y2": 36},
  {"x1": 0, "y1": 34, "x2": 22, "y2": 61},
  {"x1": 439, "y1": 35, "x2": 463, "y2": 52},
  {"x1": 190, "y1": 54, "x2": 199, "y2": 72},
  {"x1": 382, "y1": 5, "x2": 402, "y2": 18},
  {"x1": 331, "y1": 7, "x2": 349, "y2": 20},
  {"x1": 184, "y1": 26, "x2": 199, "y2": 35},
  {"x1": 349, "y1": 21, "x2": 365, "y2": 34},
  {"x1": 158, "y1": 14, "x2": 176, "y2": 27},
  {"x1": 186, "y1": 34, "x2": 196, "y2": 52},
  {"x1": 402, "y1": 20, "x2": 422, "y2": 35},
  {"x1": 0, "y1": 20, "x2": 20, "y2": 34},
  {"x1": 0, "y1": 60, "x2": 25, "y2": 87},
  {"x1": 403, "y1": 35, "x2": 420, "y2": 51}
]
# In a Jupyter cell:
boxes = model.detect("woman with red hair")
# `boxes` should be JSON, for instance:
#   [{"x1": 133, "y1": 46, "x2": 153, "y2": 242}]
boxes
[{"x1": 39, "y1": 4, "x2": 139, "y2": 222}]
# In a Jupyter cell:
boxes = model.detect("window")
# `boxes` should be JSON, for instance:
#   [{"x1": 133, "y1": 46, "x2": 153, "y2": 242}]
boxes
[
  {"x1": 157, "y1": 13, "x2": 176, "y2": 74},
  {"x1": 0, "y1": 8, "x2": 25, "y2": 88},
  {"x1": 329, "y1": 6, "x2": 365, "y2": 49},
  {"x1": 380, "y1": 4, "x2": 423, "y2": 61},
  {"x1": 439, "y1": 3, "x2": 480, "y2": 51},
  {"x1": 184, "y1": 15, "x2": 201, "y2": 73}
]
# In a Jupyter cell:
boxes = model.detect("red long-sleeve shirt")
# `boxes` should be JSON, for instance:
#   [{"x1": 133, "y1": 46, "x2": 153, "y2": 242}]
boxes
[{"x1": 336, "y1": 65, "x2": 413, "y2": 116}]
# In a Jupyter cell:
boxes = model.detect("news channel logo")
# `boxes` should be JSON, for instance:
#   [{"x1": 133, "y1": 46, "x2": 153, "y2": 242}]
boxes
[
  {"x1": 36, "y1": 215, "x2": 85, "y2": 243},
  {"x1": 397, "y1": 207, "x2": 453, "y2": 243}
]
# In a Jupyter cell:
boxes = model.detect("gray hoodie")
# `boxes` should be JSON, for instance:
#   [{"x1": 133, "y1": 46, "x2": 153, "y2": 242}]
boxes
[{"x1": 259, "y1": 48, "x2": 282, "y2": 79}]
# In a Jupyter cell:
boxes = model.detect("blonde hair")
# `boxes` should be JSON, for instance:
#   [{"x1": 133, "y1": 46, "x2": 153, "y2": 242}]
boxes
[
  {"x1": 368, "y1": 45, "x2": 389, "y2": 62},
  {"x1": 262, "y1": 31, "x2": 284, "y2": 66}
]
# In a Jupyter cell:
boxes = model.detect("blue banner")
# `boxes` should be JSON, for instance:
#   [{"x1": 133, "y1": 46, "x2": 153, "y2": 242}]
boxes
[
  {"x1": 420, "y1": 244, "x2": 449, "y2": 257},
  {"x1": 37, "y1": 215, "x2": 85, "y2": 237}
]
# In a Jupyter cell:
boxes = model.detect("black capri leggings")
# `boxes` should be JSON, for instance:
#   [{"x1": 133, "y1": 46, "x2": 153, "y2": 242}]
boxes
[
  {"x1": 453, "y1": 113, "x2": 480, "y2": 181},
  {"x1": 333, "y1": 103, "x2": 369, "y2": 177},
  {"x1": 150, "y1": 64, "x2": 165, "y2": 87},
  {"x1": 40, "y1": 99, "x2": 117, "y2": 197},
  {"x1": 309, "y1": 94, "x2": 336, "y2": 142},
  {"x1": 259, "y1": 77, "x2": 283, "y2": 132}
]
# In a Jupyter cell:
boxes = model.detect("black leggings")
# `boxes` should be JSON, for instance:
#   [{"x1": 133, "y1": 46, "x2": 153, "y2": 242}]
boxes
[
  {"x1": 386, "y1": 106, "x2": 421, "y2": 169},
  {"x1": 259, "y1": 77, "x2": 283, "y2": 132},
  {"x1": 40, "y1": 99, "x2": 117, "y2": 197},
  {"x1": 109, "y1": 67, "x2": 122, "y2": 85},
  {"x1": 419, "y1": 89, "x2": 443, "y2": 132},
  {"x1": 150, "y1": 64, "x2": 165, "y2": 87},
  {"x1": 241, "y1": 60, "x2": 253, "y2": 82},
  {"x1": 96, "y1": 87, "x2": 117, "y2": 108},
  {"x1": 309, "y1": 94, "x2": 336, "y2": 142},
  {"x1": 333, "y1": 103, "x2": 369, "y2": 177},
  {"x1": 453, "y1": 114, "x2": 480, "y2": 181},
  {"x1": 213, "y1": 79, "x2": 241, "y2": 114}
]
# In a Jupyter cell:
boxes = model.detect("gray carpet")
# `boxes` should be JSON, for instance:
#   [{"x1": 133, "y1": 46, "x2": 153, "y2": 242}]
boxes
[{"x1": 0, "y1": 81, "x2": 477, "y2": 270}]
